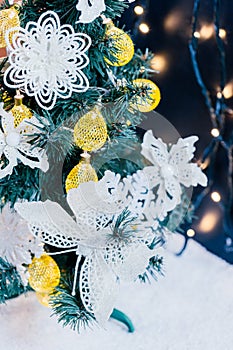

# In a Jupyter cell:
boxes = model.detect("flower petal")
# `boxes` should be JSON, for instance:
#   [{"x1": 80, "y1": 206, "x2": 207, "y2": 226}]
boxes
[
  {"x1": 178, "y1": 163, "x2": 208, "y2": 187},
  {"x1": 169, "y1": 136, "x2": 199, "y2": 166},
  {"x1": 141, "y1": 130, "x2": 169, "y2": 166},
  {"x1": 0, "y1": 145, "x2": 18, "y2": 179}
]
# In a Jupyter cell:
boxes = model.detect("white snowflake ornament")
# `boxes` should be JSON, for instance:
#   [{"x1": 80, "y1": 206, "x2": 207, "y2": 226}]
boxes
[
  {"x1": 76, "y1": 0, "x2": 106, "y2": 23},
  {"x1": 141, "y1": 130, "x2": 208, "y2": 219},
  {"x1": 0, "y1": 103, "x2": 49, "y2": 179},
  {"x1": 0, "y1": 203, "x2": 44, "y2": 285},
  {"x1": 76, "y1": 0, "x2": 135, "y2": 23},
  {"x1": 4, "y1": 11, "x2": 91, "y2": 110},
  {"x1": 15, "y1": 171, "x2": 155, "y2": 325}
]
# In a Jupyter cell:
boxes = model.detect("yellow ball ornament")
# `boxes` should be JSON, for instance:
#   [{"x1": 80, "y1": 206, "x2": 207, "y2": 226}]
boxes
[
  {"x1": 131, "y1": 78, "x2": 161, "y2": 112},
  {"x1": 0, "y1": 6, "x2": 20, "y2": 49},
  {"x1": 10, "y1": 91, "x2": 33, "y2": 128},
  {"x1": 65, "y1": 153, "x2": 98, "y2": 192},
  {"x1": 104, "y1": 21, "x2": 134, "y2": 67},
  {"x1": 74, "y1": 107, "x2": 108, "y2": 152},
  {"x1": 36, "y1": 292, "x2": 52, "y2": 308},
  {"x1": 28, "y1": 255, "x2": 60, "y2": 293}
]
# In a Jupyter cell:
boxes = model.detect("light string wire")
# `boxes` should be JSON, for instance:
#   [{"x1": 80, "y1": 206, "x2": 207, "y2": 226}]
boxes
[{"x1": 179, "y1": 0, "x2": 233, "y2": 254}]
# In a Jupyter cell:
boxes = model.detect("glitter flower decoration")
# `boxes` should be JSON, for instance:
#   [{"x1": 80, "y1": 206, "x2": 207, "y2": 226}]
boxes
[
  {"x1": 4, "y1": 11, "x2": 91, "y2": 110},
  {"x1": 0, "y1": 103, "x2": 49, "y2": 179},
  {"x1": 0, "y1": 203, "x2": 44, "y2": 285},
  {"x1": 15, "y1": 171, "x2": 155, "y2": 325},
  {"x1": 141, "y1": 130, "x2": 208, "y2": 219}
]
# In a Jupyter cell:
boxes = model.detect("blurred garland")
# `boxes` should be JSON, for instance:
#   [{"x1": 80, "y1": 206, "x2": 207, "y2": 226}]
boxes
[{"x1": 178, "y1": 0, "x2": 233, "y2": 254}]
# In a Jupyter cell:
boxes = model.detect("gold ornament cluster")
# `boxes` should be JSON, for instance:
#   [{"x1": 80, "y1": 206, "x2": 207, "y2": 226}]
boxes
[{"x1": 65, "y1": 107, "x2": 108, "y2": 192}]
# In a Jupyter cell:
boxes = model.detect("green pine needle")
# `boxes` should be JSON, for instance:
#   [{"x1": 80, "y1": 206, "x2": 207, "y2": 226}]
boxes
[
  {"x1": 0, "y1": 258, "x2": 27, "y2": 303},
  {"x1": 50, "y1": 276, "x2": 95, "y2": 333}
]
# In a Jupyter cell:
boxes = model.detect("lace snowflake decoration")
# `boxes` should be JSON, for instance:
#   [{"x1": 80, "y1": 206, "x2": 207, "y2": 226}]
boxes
[
  {"x1": 76, "y1": 0, "x2": 135, "y2": 23},
  {"x1": 0, "y1": 203, "x2": 44, "y2": 285},
  {"x1": 141, "y1": 130, "x2": 208, "y2": 219},
  {"x1": 15, "y1": 171, "x2": 156, "y2": 325},
  {"x1": 4, "y1": 11, "x2": 91, "y2": 110},
  {"x1": 0, "y1": 104, "x2": 48, "y2": 179}
]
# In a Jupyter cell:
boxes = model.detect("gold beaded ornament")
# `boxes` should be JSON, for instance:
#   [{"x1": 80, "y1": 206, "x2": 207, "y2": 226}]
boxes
[
  {"x1": 0, "y1": 5, "x2": 20, "y2": 49},
  {"x1": 36, "y1": 292, "x2": 52, "y2": 308},
  {"x1": 131, "y1": 78, "x2": 161, "y2": 112},
  {"x1": 65, "y1": 152, "x2": 98, "y2": 193},
  {"x1": 73, "y1": 107, "x2": 108, "y2": 152},
  {"x1": 66, "y1": 106, "x2": 107, "y2": 192},
  {"x1": 28, "y1": 254, "x2": 60, "y2": 293},
  {"x1": 104, "y1": 21, "x2": 134, "y2": 67},
  {"x1": 10, "y1": 91, "x2": 33, "y2": 128}
]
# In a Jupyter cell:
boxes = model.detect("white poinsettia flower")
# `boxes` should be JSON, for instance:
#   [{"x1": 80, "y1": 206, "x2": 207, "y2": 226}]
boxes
[
  {"x1": 0, "y1": 103, "x2": 49, "y2": 179},
  {"x1": 0, "y1": 203, "x2": 44, "y2": 285},
  {"x1": 15, "y1": 171, "x2": 156, "y2": 326},
  {"x1": 4, "y1": 11, "x2": 91, "y2": 110},
  {"x1": 141, "y1": 130, "x2": 208, "y2": 219}
]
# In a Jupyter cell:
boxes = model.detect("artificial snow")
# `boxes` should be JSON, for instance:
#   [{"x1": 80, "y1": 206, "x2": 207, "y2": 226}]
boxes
[{"x1": 1, "y1": 234, "x2": 233, "y2": 350}]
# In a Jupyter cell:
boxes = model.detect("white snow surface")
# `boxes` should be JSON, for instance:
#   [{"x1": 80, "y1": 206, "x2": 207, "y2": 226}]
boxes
[{"x1": 1, "y1": 234, "x2": 233, "y2": 350}]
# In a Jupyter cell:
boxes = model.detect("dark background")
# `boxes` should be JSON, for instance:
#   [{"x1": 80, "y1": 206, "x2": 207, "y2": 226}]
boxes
[{"x1": 120, "y1": 0, "x2": 233, "y2": 263}]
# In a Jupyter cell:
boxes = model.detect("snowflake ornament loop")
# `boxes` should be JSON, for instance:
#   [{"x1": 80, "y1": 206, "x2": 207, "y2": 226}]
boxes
[
  {"x1": 4, "y1": 11, "x2": 91, "y2": 110},
  {"x1": 0, "y1": 203, "x2": 44, "y2": 285},
  {"x1": 0, "y1": 103, "x2": 49, "y2": 179},
  {"x1": 15, "y1": 170, "x2": 156, "y2": 325},
  {"x1": 141, "y1": 130, "x2": 208, "y2": 219}
]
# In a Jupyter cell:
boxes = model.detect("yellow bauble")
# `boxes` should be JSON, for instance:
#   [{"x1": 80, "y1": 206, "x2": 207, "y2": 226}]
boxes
[
  {"x1": 10, "y1": 92, "x2": 33, "y2": 128},
  {"x1": 28, "y1": 255, "x2": 60, "y2": 293},
  {"x1": 74, "y1": 107, "x2": 108, "y2": 152},
  {"x1": 0, "y1": 6, "x2": 20, "y2": 48},
  {"x1": 131, "y1": 78, "x2": 161, "y2": 112},
  {"x1": 36, "y1": 292, "x2": 52, "y2": 308},
  {"x1": 65, "y1": 154, "x2": 98, "y2": 192},
  {"x1": 104, "y1": 21, "x2": 134, "y2": 67}
]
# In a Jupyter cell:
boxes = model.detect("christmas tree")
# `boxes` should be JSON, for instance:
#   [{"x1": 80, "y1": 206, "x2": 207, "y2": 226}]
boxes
[{"x1": 0, "y1": 0, "x2": 207, "y2": 331}]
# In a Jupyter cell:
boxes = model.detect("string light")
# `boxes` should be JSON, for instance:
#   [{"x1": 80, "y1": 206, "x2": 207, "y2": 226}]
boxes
[
  {"x1": 219, "y1": 28, "x2": 226, "y2": 39},
  {"x1": 134, "y1": 5, "x2": 144, "y2": 15},
  {"x1": 164, "y1": 10, "x2": 183, "y2": 33},
  {"x1": 223, "y1": 81, "x2": 233, "y2": 99},
  {"x1": 198, "y1": 211, "x2": 219, "y2": 233},
  {"x1": 199, "y1": 24, "x2": 214, "y2": 40},
  {"x1": 194, "y1": 31, "x2": 200, "y2": 38},
  {"x1": 139, "y1": 23, "x2": 150, "y2": 34},
  {"x1": 211, "y1": 191, "x2": 221, "y2": 203},
  {"x1": 210, "y1": 128, "x2": 220, "y2": 137},
  {"x1": 150, "y1": 54, "x2": 168, "y2": 73},
  {"x1": 216, "y1": 91, "x2": 222, "y2": 99},
  {"x1": 187, "y1": 229, "x2": 196, "y2": 238},
  {"x1": 226, "y1": 237, "x2": 232, "y2": 246}
]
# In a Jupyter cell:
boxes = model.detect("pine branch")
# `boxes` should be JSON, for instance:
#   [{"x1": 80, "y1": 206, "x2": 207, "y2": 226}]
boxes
[
  {"x1": 111, "y1": 208, "x2": 138, "y2": 241},
  {"x1": 50, "y1": 275, "x2": 95, "y2": 333},
  {"x1": 0, "y1": 258, "x2": 27, "y2": 303},
  {"x1": 138, "y1": 255, "x2": 164, "y2": 283}
]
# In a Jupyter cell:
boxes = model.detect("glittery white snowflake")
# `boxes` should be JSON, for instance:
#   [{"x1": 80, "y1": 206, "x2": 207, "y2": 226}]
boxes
[
  {"x1": 76, "y1": 0, "x2": 135, "y2": 23},
  {"x1": 0, "y1": 203, "x2": 44, "y2": 285},
  {"x1": 141, "y1": 130, "x2": 208, "y2": 219},
  {"x1": 15, "y1": 171, "x2": 155, "y2": 325},
  {"x1": 0, "y1": 103, "x2": 49, "y2": 179},
  {"x1": 4, "y1": 11, "x2": 91, "y2": 110}
]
